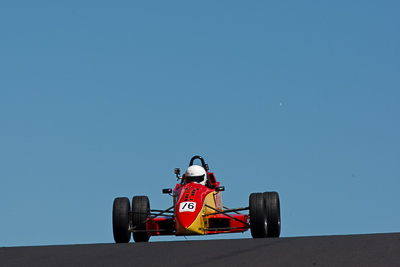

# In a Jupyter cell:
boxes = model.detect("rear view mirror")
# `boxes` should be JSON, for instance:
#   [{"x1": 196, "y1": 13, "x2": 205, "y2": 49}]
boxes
[
  {"x1": 215, "y1": 186, "x2": 225, "y2": 192},
  {"x1": 163, "y1": 188, "x2": 172, "y2": 194}
]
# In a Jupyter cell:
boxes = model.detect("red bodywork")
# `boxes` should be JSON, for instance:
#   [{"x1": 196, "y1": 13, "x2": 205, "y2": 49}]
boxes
[{"x1": 145, "y1": 171, "x2": 249, "y2": 236}]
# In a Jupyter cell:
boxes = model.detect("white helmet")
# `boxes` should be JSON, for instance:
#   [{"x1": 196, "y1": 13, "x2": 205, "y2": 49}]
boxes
[{"x1": 185, "y1": 165, "x2": 207, "y2": 186}]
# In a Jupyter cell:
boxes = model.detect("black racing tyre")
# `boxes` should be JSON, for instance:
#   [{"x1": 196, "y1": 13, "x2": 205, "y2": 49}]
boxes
[
  {"x1": 264, "y1": 191, "x2": 281, "y2": 237},
  {"x1": 249, "y1": 193, "x2": 267, "y2": 238},
  {"x1": 132, "y1": 196, "x2": 150, "y2": 242},
  {"x1": 112, "y1": 197, "x2": 131, "y2": 243}
]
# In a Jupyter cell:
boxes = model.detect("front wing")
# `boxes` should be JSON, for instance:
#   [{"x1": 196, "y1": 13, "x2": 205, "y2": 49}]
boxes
[{"x1": 141, "y1": 208, "x2": 249, "y2": 236}]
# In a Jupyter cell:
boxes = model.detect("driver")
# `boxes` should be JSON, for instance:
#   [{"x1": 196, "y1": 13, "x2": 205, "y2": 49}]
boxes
[{"x1": 184, "y1": 165, "x2": 207, "y2": 186}]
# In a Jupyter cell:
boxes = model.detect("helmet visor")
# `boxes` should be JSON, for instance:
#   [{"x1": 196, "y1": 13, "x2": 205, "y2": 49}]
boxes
[{"x1": 186, "y1": 174, "x2": 205, "y2": 183}]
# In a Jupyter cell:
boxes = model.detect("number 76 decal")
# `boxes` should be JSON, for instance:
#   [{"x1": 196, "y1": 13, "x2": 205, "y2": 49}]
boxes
[{"x1": 179, "y1": 202, "x2": 196, "y2": 212}]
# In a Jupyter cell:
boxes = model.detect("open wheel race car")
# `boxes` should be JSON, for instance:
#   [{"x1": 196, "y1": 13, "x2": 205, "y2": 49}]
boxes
[{"x1": 112, "y1": 155, "x2": 281, "y2": 242}]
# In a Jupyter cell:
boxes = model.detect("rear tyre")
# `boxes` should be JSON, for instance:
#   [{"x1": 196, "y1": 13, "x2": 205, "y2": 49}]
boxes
[
  {"x1": 264, "y1": 192, "x2": 281, "y2": 237},
  {"x1": 249, "y1": 193, "x2": 267, "y2": 238},
  {"x1": 132, "y1": 196, "x2": 150, "y2": 242},
  {"x1": 112, "y1": 197, "x2": 131, "y2": 243}
]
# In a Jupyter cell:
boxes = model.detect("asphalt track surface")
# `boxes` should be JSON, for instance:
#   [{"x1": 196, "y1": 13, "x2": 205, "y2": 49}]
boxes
[{"x1": 1, "y1": 233, "x2": 399, "y2": 266}]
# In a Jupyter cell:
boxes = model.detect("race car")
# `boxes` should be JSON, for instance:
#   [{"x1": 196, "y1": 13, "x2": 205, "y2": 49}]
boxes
[{"x1": 112, "y1": 155, "x2": 281, "y2": 242}]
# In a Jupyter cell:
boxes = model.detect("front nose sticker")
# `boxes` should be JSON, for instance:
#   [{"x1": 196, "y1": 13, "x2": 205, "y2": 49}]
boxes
[{"x1": 179, "y1": 202, "x2": 196, "y2": 212}]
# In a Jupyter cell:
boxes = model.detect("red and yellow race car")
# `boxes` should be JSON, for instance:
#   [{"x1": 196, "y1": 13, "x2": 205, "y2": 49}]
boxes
[{"x1": 112, "y1": 155, "x2": 281, "y2": 242}]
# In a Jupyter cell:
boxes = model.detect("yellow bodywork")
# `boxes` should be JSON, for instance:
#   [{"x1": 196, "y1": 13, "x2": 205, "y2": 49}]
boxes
[{"x1": 175, "y1": 191, "x2": 222, "y2": 235}]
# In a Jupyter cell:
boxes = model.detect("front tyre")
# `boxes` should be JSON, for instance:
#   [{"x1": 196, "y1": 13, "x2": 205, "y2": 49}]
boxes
[
  {"x1": 132, "y1": 196, "x2": 150, "y2": 242},
  {"x1": 249, "y1": 193, "x2": 267, "y2": 238},
  {"x1": 112, "y1": 197, "x2": 131, "y2": 243},
  {"x1": 264, "y1": 192, "x2": 281, "y2": 237}
]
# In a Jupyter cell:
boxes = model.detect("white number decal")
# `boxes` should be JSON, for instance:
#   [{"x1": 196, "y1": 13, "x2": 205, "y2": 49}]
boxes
[{"x1": 179, "y1": 202, "x2": 196, "y2": 212}]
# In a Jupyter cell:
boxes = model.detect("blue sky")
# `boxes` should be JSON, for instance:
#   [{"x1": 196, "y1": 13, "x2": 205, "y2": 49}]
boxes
[{"x1": 1, "y1": 1, "x2": 399, "y2": 247}]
